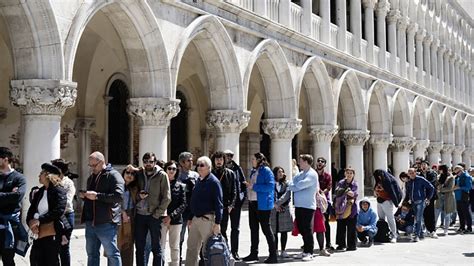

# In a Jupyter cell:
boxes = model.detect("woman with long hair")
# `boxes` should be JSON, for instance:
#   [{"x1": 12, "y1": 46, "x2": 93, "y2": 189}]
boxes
[
  {"x1": 434, "y1": 164, "x2": 456, "y2": 235},
  {"x1": 334, "y1": 167, "x2": 358, "y2": 251},
  {"x1": 270, "y1": 167, "x2": 292, "y2": 258},
  {"x1": 242, "y1": 153, "x2": 277, "y2": 264},
  {"x1": 27, "y1": 163, "x2": 67, "y2": 266}
]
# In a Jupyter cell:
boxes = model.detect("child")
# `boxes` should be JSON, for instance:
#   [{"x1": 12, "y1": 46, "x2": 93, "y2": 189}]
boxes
[
  {"x1": 394, "y1": 202, "x2": 415, "y2": 236},
  {"x1": 356, "y1": 198, "x2": 378, "y2": 247}
]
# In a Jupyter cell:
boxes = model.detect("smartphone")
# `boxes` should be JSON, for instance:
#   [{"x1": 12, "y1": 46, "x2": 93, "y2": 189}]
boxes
[{"x1": 79, "y1": 189, "x2": 87, "y2": 193}]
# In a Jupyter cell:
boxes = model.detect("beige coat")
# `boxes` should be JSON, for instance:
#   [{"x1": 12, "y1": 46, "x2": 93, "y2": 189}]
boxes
[{"x1": 435, "y1": 175, "x2": 456, "y2": 214}]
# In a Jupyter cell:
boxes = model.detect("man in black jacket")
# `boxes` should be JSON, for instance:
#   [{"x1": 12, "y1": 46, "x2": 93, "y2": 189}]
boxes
[
  {"x1": 80, "y1": 151, "x2": 124, "y2": 266},
  {"x1": 420, "y1": 160, "x2": 438, "y2": 238},
  {"x1": 211, "y1": 151, "x2": 237, "y2": 244},
  {"x1": 0, "y1": 147, "x2": 27, "y2": 266}
]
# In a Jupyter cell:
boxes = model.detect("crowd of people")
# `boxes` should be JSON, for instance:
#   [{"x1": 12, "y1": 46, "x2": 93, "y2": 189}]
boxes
[{"x1": 0, "y1": 145, "x2": 473, "y2": 266}]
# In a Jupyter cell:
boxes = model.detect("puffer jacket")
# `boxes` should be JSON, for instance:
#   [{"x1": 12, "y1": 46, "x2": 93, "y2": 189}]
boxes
[
  {"x1": 167, "y1": 179, "x2": 186, "y2": 225},
  {"x1": 251, "y1": 166, "x2": 275, "y2": 211}
]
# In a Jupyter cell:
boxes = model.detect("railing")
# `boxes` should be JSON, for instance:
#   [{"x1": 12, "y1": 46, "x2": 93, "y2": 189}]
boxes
[
  {"x1": 290, "y1": 3, "x2": 302, "y2": 32},
  {"x1": 311, "y1": 14, "x2": 321, "y2": 41},
  {"x1": 330, "y1": 23, "x2": 338, "y2": 48},
  {"x1": 361, "y1": 39, "x2": 367, "y2": 61},
  {"x1": 266, "y1": 0, "x2": 279, "y2": 21},
  {"x1": 346, "y1": 31, "x2": 353, "y2": 55},
  {"x1": 374, "y1": 46, "x2": 380, "y2": 66}
]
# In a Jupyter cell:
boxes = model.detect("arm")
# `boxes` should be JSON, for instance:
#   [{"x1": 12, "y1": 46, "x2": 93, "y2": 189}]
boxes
[
  {"x1": 366, "y1": 210, "x2": 378, "y2": 231},
  {"x1": 252, "y1": 167, "x2": 275, "y2": 193},
  {"x1": 439, "y1": 177, "x2": 455, "y2": 193},
  {"x1": 228, "y1": 171, "x2": 237, "y2": 208},
  {"x1": 96, "y1": 171, "x2": 124, "y2": 204},
  {"x1": 157, "y1": 172, "x2": 172, "y2": 216},
  {"x1": 170, "y1": 184, "x2": 187, "y2": 220},
  {"x1": 0, "y1": 173, "x2": 27, "y2": 208},
  {"x1": 275, "y1": 183, "x2": 291, "y2": 207},
  {"x1": 214, "y1": 181, "x2": 224, "y2": 224},
  {"x1": 423, "y1": 178, "x2": 435, "y2": 200},
  {"x1": 460, "y1": 174, "x2": 472, "y2": 192},
  {"x1": 39, "y1": 187, "x2": 67, "y2": 224},
  {"x1": 288, "y1": 171, "x2": 317, "y2": 192}
]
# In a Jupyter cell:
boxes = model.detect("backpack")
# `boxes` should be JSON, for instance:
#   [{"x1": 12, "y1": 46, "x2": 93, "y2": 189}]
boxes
[
  {"x1": 316, "y1": 191, "x2": 328, "y2": 213},
  {"x1": 374, "y1": 219, "x2": 391, "y2": 243},
  {"x1": 204, "y1": 234, "x2": 233, "y2": 266}
]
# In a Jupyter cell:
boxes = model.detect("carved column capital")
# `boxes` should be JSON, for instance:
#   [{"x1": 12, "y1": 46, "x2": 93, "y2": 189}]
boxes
[
  {"x1": 407, "y1": 23, "x2": 418, "y2": 35},
  {"x1": 128, "y1": 97, "x2": 180, "y2": 127},
  {"x1": 414, "y1": 139, "x2": 430, "y2": 150},
  {"x1": 340, "y1": 130, "x2": 370, "y2": 146},
  {"x1": 462, "y1": 147, "x2": 472, "y2": 157},
  {"x1": 206, "y1": 110, "x2": 250, "y2": 134},
  {"x1": 376, "y1": 0, "x2": 391, "y2": 16},
  {"x1": 441, "y1": 144, "x2": 455, "y2": 154},
  {"x1": 74, "y1": 117, "x2": 96, "y2": 131},
  {"x1": 427, "y1": 142, "x2": 444, "y2": 153},
  {"x1": 362, "y1": 0, "x2": 377, "y2": 9},
  {"x1": 391, "y1": 137, "x2": 415, "y2": 152},
  {"x1": 10, "y1": 79, "x2": 77, "y2": 115},
  {"x1": 415, "y1": 30, "x2": 427, "y2": 42},
  {"x1": 262, "y1": 118, "x2": 302, "y2": 139},
  {"x1": 397, "y1": 16, "x2": 410, "y2": 30},
  {"x1": 387, "y1": 10, "x2": 401, "y2": 24},
  {"x1": 423, "y1": 34, "x2": 433, "y2": 45},
  {"x1": 453, "y1": 145, "x2": 465, "y2": 156},
  {"x1": 369, "y1": 133, "x2": 393, "y2": 149},
  {"x1": 308, "y1": 125, "x2": 338, "y2": 142}
]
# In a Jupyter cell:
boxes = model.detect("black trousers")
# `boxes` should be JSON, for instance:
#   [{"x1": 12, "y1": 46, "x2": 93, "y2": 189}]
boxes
[
  {"x1": 248, "y1": 201, "x2": 277, "y2": 257},
  {"x1": 457, "y1": 200, "x2": 473, "y2": 231},
  {"x1": 221, "y1": 207, "x2": 230, "y2": 241},
  {"x1": 0, "y1": 229, "x2": 15, "y2": 266},
  {"x1": 230, "y1": 199, "x2": 243, "y2": 253},
  {"x1": 324, "y1": 203, "x2": 332, "y2": 247},
  {"x1": 295, "y1": 207, "x2": 315, "y2": 254},
  {"x1": 336, "y1": 216, "x2": 357, "y2": 249},
  {"x1": 423, "y1": 197, "x2": 436, "y2": 233},
  {"x1": 30, "y1": 236, "x2": 60, "y2": 266}
]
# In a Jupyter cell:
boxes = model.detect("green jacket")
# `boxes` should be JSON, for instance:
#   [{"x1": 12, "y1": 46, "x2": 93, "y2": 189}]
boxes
[{"x1": 136, "y1": 167, "x2": 171, "y2": 219}]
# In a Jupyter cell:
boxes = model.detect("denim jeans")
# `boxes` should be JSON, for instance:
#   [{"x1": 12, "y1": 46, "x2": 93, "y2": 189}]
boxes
[
  {"x1": 60, "y1": 212, "x2": 75, "y2": 266},
  {"x1": 413, "y1": 201, "x2": 426, "y2": 237},
  {"x1": 85, "y1": 222, "x2": 121, "y2": 266},
  {"x1": 135, "y1": 214, "x2": 165, "y2": 266}
]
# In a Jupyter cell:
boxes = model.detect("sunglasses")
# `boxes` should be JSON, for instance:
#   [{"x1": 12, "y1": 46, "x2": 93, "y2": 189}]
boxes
[
  {"x1": 317, "y1": 160, "x2": 326, "y2": 163},
  {"x1": 167, "y1": 167, "x2": 177, "y2": 171},
  {"x1": 143, "y1": 160, "x2": 155, "y2": 164},
  {"x1": 196, "y1": 164, "x2": 206, "y2": 168},
  {"x1": 125, "y1": 171, "x2": 133, "y2": 175}
]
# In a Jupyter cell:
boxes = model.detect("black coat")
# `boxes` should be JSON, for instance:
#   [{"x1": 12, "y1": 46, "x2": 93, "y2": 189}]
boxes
[
  {"x1": 27, "y1": 185, "x2": 67, "y2": 236},
  {"x1": 212, "y1": 168, "x2": 237, "y2": 208},
  {"x1": 0, "y1": 170, "x2": 27, "y2": 215},
  {"x1": 167, "y1": 179, "x2": 186, "y2": 225},
  {"x1": 375, "y1": 171, "x2": 403, "y2": 206}
]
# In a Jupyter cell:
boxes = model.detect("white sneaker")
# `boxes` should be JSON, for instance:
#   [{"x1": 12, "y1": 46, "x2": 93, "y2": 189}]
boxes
[
  {"x1": 412, "y1": 236, "x2": 420, "y2": 242},
  {"x1": 280, "y1": 251, "x2": 290, "y2": 258},
  {"x1": 301, "y1": 253, "x2": 313, "y2": 261},
  {"x1": 429, "y1": 232, "x2": 438, "y2": 239},
  {"x1": 443, "y1": 229, "x2": 448, "y2": 235},
  {"x1": 390, "y1": 237, "x2": 397, "y2": 243},
  {"x1": 294, "y1": 252, "x2": 310, "y2": 259}
]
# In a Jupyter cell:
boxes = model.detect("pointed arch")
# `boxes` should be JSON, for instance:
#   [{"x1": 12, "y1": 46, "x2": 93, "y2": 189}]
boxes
[
  {"x1": 366, "y1": 81, "x2": 391, "y2": 135},
  {"x1": 64, "y1": 1, "x2": 171, "y2": 97},
  {"x1": 334, "y1": 70, "x2": 366, "y2": 130},
  {"x1": 412, "y1": 96, "x2": 429, "y2": 140},
  {"x1": 427, "y1": 102, "x2": 443, "y2": 142},
  {"x1": 243, "y1": 39, "x2": 297, "y2": 119},
  {"x1": 171, "y1": 15, "x2": 243, "y2": 110},
  {"x1": 454, "y1": 111, "x2": 465, "y2": 146},
  {"x1": 0, "y1": 0, "x2": 63, "y2": 79},
  {"x1": 392, "y1": 89, "x2": 412, "y2": 137},
  {"x1": 442, "y1": 107, "x2": 454, "y2": 144},
  {"x1": 465, "y1": 116, "x2": 473, "y2": 149},
  {"x1": 296, "y1": 56, "x2": 336, "y2": 126}
]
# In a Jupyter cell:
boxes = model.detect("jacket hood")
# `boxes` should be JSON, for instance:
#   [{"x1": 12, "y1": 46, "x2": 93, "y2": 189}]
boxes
[{"x1": 359, "y1": 197, "x2": 371, "y2": 209}]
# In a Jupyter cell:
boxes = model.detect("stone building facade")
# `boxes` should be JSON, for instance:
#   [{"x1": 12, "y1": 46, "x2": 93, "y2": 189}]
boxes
[{"x1": 0, "y1": 0, "x2": 472, "y2": 198}]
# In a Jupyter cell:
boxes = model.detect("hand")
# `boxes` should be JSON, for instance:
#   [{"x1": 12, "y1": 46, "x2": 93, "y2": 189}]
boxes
[
  {"x1": 85, "y1": 191, "x2": 98, "y2": 200},
  {"x1": 79, "y1": 190, "x2": 85, "y2": 199},
  {"x1": 400, "y1": 220, "x2": 405, "y2": 225},
  {"x1": 122, "y1": 212, "x2": 130, "y2": 223},
  {"x1": 246, "y1": 182, "x2": 253, "y2": 190},
  {"x1": 228, "y1": 207, "x2": 233, "y2": 213},
  {"x1": 187, "y1": 220, "x2": 192, "y2": 228},
  {"x1": 212, "y1": 224, "x2": 221, "y2": 235},
  {"x1": 61, "y1": 235, "x2": 69, "y2": 246},
  {"x1": 163, "y1": 216, "x2": 171, "y2": 225},
  {"x1": 12, "y1": 187, "x2": 18, "y2": 192},
  {"x1": 29, "y1": 219, "x2": 39, "y2": 230},
  {"x1": 126, "y1": 164, "x2": 139, "y2": 172},
  {"x1": 356, "y1": 226, "x2": 363, "y2": 233},
  {"x1": 347, "y1": 191, "x2": 354, "y2": 197},
  {"x1": 139, "y1": 191, "x2": 149, "y2": 200},
  {"x1": 425, "y1": 199, "x2": 430, "y2": 206}
]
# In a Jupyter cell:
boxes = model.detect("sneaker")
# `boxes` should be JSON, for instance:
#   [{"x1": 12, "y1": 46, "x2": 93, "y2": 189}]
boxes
[
  {"x1": 465, "y1": 228, "x2": 472, "y2": 234},
  {"x1": 429, "y1": 232, "x2": 438, "y2": 239},
  {"x1": 367, "y1": 240, "x2": 374, "y2": 247},
  {"x1": 242, "y1": 254, "x2": 258, "y2": 262},
  {"x1": 443, "y1": 229, "x2": 448, "y2": 235},
  {"x1": 390, "y1": 237, "x2": 397, "y2": 243},
  {"x1": 280, "y1": 251, "x2": 290, "y2": 258},
  {"x1": 456, "y1": 228, "x2": 465, "y2": 234},
  {"x1": 336, "y1": 246, "x2": 346, "y2": 251},
  {"x1": 412, "y1": 236, "x2": 420, "y2": 242},
  {"x1": 263, "y1": 256, "x2": 278, "y2": 264},
  {"x1": 294, "y1": 252, "x2": 310, "y2": 259},
  {"x1": 301, "y1": 253, "x2": 313, "y2": 261},
  {"x1": 319, "y1": 249, "x2": 331, "y2": 257}
]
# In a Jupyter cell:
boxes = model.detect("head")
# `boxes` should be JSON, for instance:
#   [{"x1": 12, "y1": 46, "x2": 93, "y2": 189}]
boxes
[
  {"x1": 438, "y1": 164, "x2": 449, "y2": 175},
  {"x1": 401, "y1": 201, "x2": 411, "y2": 212},
  {"x1": 252, "y1": 152, "x2": 268, "y2": 168},
  {"x1": 196, "y1": 156, "x2": 212, "y2": 178},
  {"x1": 315, "y1": 157, "x2": 327, "y2": 171},
  {"x1": 344, "y1": 167, "x2": 355, "y2": 182},
  {"x1": 88, "y1": 151, "x2": 106, "y2": 175},
  {"x1": 0, "y1": 147, "x2": 13, "y2": 169},
  {"x1": 373, "y1": 169, "x2": 385, "y2": 183},
  {"x1": 292, "y1": 159, "x2": 297, "y2": 167},
  {"x1": 178, "y1": 152, "x2": 194, "y2": 171},
  {"x1": 272, "y1": 166, "x2": 286, "y2": 182},
  {"x1": 458, "y1": 163, "x2": 466, "y2": 170},
  {"x1": 164, "y1": 160, "x2": 179, "y2": 180},
  {"x1": 298, "y1": 154, "x2": 314, "y2": 171},
  {"x1": 40, "y1": 163, "x2": 62, "y2": 187},
  {"x1": 359, "y1": 198, "x2": 370, "y2": 212},
  {"x1": 223, "y1": 150, "x2": 234, "y2": 164},
  {"x1": 211, "y1": 151, "x2": 226, "y2": 170},
  {"x1": 420, "y1": 161, "x2": 430, "y2": 171},
  {"x1": 142, "y1": 152, "x2": 157, "y2": 172},
  {"x1": 415, "y1": 157, "x2": 423, "y2": 169},
  {"x1": 51, "y1": 158, "x2": 70, "y2": 178},
  {"x1": 399, "y1": 171, "x2": 409, "y2": 183},
  {"x1": 468, "y1": 168, "x2": 474, "y2": 177},
  {"x1": 156, "y1": 159, "x2": 165, "y2": 169},
  {"x1": 452, "y1": 165, "x2": 464, "y2": 176},
  {"x1": 407, "y1": 168, "x2": 417, "y2": 179},
  {"x1": 122, "y1": 167, "x2": 137, "y2": 186}
]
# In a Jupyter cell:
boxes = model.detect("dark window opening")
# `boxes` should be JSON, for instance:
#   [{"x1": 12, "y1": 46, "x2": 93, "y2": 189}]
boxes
[
  {"x1": 108, "y1": 79, "x2": 130, "y2": 165},
  {"x1": 170, "y1": 90, "x2": 188, "y2": 161}
]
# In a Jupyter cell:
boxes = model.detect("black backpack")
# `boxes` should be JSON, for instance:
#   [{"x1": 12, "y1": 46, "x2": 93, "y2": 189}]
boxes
[
  {"x1": 204, "y1": 234, "x2": 233, "y2": 266},
  {"x1": 374, "y1": 219, "x2": 391, "y2": 243}
]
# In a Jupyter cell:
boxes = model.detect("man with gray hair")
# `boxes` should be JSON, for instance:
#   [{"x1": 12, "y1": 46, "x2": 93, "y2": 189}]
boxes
[
  {"x1": 177, "y1": 152, "x2": 199, "y2": 264},
  {"x1": 453, "y1": 164, "x2": 472, "y2": 234},
  {"x1": 80, "y1": 151, "x2": 124, "y2": 266}
]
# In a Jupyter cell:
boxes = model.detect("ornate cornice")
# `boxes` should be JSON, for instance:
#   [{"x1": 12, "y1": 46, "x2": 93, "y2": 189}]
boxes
[
  {"x1": 308, "y1": 125, "x2": 338, "y2": 142},
  {"x1": 206, "y1": 110, "x2": 250, "y2": 133},
  {"x1": 262, "y1": 118, "x2": 302, "y2": 139},
  {"x1": 340, "y1": 130, "x2": 370, "y2": 146},
  {"x1": 391, "y1": 137, "x2": 415, "y2": 152},
  {"x1": 10, "y1": 79, "x2": 77, "y2": 115},
  {"x1": 128, "y1": 97, "x2": 180, "y2": 127}
]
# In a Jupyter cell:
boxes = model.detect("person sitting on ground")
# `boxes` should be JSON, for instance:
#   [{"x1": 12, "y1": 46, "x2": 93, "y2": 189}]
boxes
[
  {"x1": 394, "y1": 202, "x2": 415, "y2": 237},
  {"x1": 356, "y1": 198, "x2": 377, "y2": 247}
]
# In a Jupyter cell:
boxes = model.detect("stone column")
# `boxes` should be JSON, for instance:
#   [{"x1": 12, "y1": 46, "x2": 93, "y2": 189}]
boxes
[
  {"x1": 430, "y1": 39, "x2": 439, "y2": 91},
  {"x1": 300, "y1": 0, "x2": 312, "y2": 36},
  {"x1": 440, "y1": 144, "x2": 455, "y2": 166},
  {"x1": 454, "y1": 57, "x2": 460, "y2": 100},
  {"x1": 369, "y1": 134, "x2": 392, "y2": 172},
  {"x1": 262, "y1": 118, "x2": 302, "y2": 180},
  {"x1": 460, "y1": 63, "x2": 467, "y2": 105},
  {"x1": 462, "y1": 148, "x2": 472, "y2": 168},
  {"x1": 427, "y1": 142, "x2": 443, "y2": 166},
  {"x1": 391, "y1": 137, "x2": 415, "y2": 180},
  {"x1": 387, "y1": 9, "x2": 400, "y2": 73},
  {"x1": 308, "y1": 125, "x2": 338, "y2": 168},
  {"x1": 397, "y1": 16, "x2": 409, "y2": 78},
  {"x1": 340, "y1": 130, "x2": 370, "y2": 197},
  {"x1": 279, "y1": 0, "x2": 290, "y2": 27},
  {"x1": 423, "y1": 35, "x2": 433, "y2": 88},
  {"x1": 10, "y1": 79, "x2": 77, "y2": 210},
  {"x1": 336, "y1": 0, "x2": 347, "y2": 51},
  {"x1": 320, "y1": 0, "x2": 331, "y2": 44},
  {"x1": 413, "y1": 139, "x2": 430, "y2": 161},
  {"x1": 444, "y1": 50, "x2": 451, "y2": 98},
  {"x1": 416, "y1": 30, "x2": 426, "y2": 84},
  {"x1": 128, "y1": 98, "x2": 180, "y2": 163},
  {"x1": 362, "y1": 0, "x2": 377, "y2": 63},
  {"x1": 376, "y1": 0, "x2": 390, "y2": 69},
  {"x1": 437, "y1": 45, "x2": 446, "y2": 95},
  {"x1": 350, "y1": 0, "x2": 362, "y2": 57},
  {"x1": 74, "y1": 117, "x2": 96, "y2": 191},
  {"x1": 407, "y1": 23, "x2": 418, "y2": 81},
  {"x1": 449, "y1": 53, "x2": 455, "y2": 99},
  {"x1": 452, "y1": 145, "x2": 465, "y2": 166},
  {"x1": 206, "y1": 110, "x2": 250, "y2": 162}
]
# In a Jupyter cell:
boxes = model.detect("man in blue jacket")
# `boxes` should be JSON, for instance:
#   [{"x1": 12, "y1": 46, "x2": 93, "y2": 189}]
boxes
[
  {"x1": 404, "y1": 168, "x2": 434, "y2": 242},
  {"x1": 453, "y1": 165, "x2": 472, "y2": 233},
  {"x1": 356, "y1": 198, "x2": 378, "y2": 247}
]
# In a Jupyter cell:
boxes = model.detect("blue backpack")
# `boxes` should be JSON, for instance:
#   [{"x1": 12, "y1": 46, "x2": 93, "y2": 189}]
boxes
[{"x1": 204, "y1": 234, "x2": 232, "y2": 266}]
